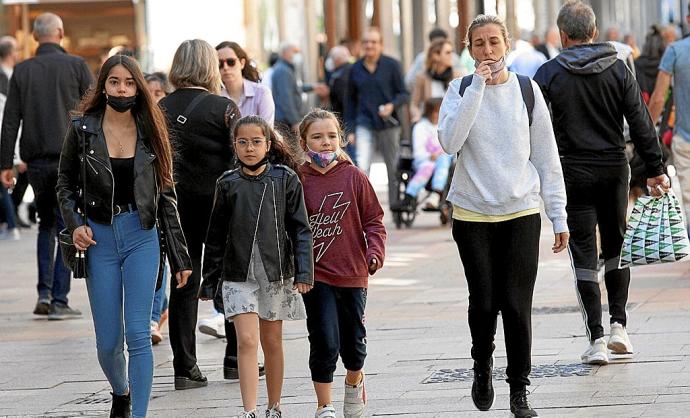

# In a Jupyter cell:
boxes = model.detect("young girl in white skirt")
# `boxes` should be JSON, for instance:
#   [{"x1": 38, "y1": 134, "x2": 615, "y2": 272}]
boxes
[{"x1": 200, "y1": 115, "x2": 314, "y2": 418}]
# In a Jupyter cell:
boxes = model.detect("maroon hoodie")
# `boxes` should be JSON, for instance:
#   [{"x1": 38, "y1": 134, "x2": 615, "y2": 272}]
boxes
[{"x1": 299, "y1": 160, "x2": 386, "y2": 288}]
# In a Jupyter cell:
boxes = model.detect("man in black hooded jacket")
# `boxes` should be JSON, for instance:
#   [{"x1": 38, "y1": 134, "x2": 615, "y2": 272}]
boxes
[{"x1": 534, "y1": 0, "x2": 669, "y2": 366}]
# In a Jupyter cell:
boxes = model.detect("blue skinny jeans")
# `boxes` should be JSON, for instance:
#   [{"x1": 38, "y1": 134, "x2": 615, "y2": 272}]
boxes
[{"x1": 85, "y1": 210, "x2": 159, "y2": 418}]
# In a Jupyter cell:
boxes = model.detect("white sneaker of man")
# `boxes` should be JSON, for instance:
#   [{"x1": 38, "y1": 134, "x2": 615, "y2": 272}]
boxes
[
  {"x1": 608, "y1": 322, "x2": 634, "y2": 354},
  {"x1": 581, "y1": 337, "x2": 609, "y2": 365},
  {"x1": 198, "y1": 310, "x2": 225, "y2": 338},
  {"x1": 343, "y1": 373, "x2": 366, "y2": 418}
]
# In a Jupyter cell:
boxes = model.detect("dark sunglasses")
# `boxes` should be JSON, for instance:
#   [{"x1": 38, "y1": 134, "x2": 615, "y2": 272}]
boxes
[{"x1": 219, "y1": 58, "x2": 238, "y2": 69}]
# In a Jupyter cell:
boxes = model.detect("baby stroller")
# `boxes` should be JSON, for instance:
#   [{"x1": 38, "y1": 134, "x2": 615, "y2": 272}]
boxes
[{"x1": 391, "y1": 138, "x2": 453, "y2": 229}]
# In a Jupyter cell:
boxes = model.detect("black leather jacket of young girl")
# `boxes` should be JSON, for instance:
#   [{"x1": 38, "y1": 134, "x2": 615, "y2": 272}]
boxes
[
  {"x1": 199, "y1": 162, "x2": 314, "y2": 299},
  {"x1": 56, "y1": 113, "x2": 192, "y2": 274}
]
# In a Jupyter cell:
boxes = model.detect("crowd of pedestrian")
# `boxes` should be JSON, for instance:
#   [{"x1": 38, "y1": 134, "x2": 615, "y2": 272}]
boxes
[{"x1": 1, "y1": 1, "x2": 689, "y2": 417}]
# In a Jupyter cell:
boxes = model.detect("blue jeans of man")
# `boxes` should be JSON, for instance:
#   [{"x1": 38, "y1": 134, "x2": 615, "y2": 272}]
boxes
[
  {"x1": 86, "y1": 211, "x2": 159, "y2": 418},
  {"x1": 26, "y1": 160, "x2": 71, "y2": 305},
  {"x1": 0, "y1": 184, "x2": 16, "y2": 229},
  {"x1": 355, "y1": 126, "x2": 401, "y2": 208}
]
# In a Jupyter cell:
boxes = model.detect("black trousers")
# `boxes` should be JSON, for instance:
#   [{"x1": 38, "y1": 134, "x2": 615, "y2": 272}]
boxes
[
  {"x1": 302, "y1": 281, "x2": 367, "y2": 383},
  {"x1": 12, "y1": 171, "x2": 29, "y2": 212},
  {"x1": 453, "y1": 214, "x2": 540, "y2": 390},
  {"x1": 169, "y1": 192, "x2": 214, "y2": 375},
  {"x1": 564, "y1": 163, "x2": 630, "y2": 342}
]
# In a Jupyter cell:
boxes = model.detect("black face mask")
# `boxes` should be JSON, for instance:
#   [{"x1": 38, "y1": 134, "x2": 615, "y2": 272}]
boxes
[
  {"x1": 239, "y1": 157, "x2": 269, "y2": 172},
  {"x1": 105, "y1": 94, "x2": 137, "y2": 113}
]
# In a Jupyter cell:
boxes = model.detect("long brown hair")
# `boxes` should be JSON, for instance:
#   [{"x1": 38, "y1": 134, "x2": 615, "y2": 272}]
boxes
[
  {"x1": 425, "y1": 39, "x2": 453, "y2": 71},
  {"x1": 232, "y1": 115, "x2": 300, "y2": 173},
  {"x1": 76, "y1": 54, "x2": 174, "y2": 189},
  {"x1": 215, "y1": 41, "x2": 261, "y2": 83}
]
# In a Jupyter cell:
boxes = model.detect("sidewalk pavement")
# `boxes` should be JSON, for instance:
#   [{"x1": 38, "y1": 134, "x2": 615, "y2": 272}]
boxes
[{"x1": 1, "y1": 164, "x2": 690, "y2": 417}]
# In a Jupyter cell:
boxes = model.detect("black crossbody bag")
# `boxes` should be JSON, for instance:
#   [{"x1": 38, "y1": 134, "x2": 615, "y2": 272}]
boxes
[{"x1": 58, "y1": 118, "x2": 88, "y2": 279}]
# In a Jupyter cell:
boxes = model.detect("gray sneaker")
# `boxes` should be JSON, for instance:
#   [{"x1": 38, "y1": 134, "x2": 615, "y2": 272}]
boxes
[
  {"x1": 48, "y1": 304, "x2": 82, "y2": 320},
  {"x1": 33, "y1": 299, "x2": 51, "y2": 315}
]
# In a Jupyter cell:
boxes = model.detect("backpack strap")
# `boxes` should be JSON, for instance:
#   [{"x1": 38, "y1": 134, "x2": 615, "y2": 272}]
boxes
[
  {"x1": 460, "y1": 73, "x2": 535, "y2": 126},
  {"x1": 174, "y1": 91, "x2": 209, "y2": 128},
  {"x1": 516, "y1": 74, "x2": 535, "y2": 126},
  {"x1": 458, "y1": 75, "x2": 474, "y2": 97}
]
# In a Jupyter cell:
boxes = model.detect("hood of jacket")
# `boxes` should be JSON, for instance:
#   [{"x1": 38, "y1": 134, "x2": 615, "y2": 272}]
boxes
[{"x1": 556, "y1": 42, "x2": 618, "y2": 74}]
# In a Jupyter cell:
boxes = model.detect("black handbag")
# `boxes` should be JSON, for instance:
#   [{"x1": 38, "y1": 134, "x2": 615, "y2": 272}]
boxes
[{"x1": 58, "y1": 119, "x2": 88, "y2": 279}]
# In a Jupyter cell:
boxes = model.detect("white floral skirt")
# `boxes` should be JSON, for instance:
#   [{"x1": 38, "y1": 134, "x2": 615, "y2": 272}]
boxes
[{"x1": 222, "y1": 243, "x2": 306, "y2": 321}]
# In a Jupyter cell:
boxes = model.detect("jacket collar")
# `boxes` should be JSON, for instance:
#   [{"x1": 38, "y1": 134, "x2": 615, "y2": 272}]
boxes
[
  {"x1": 36, "y1": 43, "x2": 67, "y2": 56},
  {"x1": 80, "y1": 112, "x2": 148, "y2": 142},
  {"x1": 278, "y1": 59, "x2": 295, "y2": 71},
  {"x1": 238, "y1": 161, "x2": 273, "y2": 181},
  {"x1": 79, "y1": 112, "x2": 155, "y2": 174}
]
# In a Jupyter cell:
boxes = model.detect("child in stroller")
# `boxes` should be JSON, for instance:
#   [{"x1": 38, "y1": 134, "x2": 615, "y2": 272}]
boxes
[{"x1": 392, "y1": 98, "x2": 453, "y2": 227}]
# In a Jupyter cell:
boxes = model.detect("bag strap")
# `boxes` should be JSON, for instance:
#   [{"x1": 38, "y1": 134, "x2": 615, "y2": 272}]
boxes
[
  {"x1": 458, "y1": 75, "x2": 473, "y2": 97},
  {"x1": 174, "y1": 91, "x2": 209, "y2": 128},
  {"x1": 516, "y1": 74, "x2": 535, "y2": 127},
  {"x1": 459, "y1": 73, "x2": 535, "y2": 126}
]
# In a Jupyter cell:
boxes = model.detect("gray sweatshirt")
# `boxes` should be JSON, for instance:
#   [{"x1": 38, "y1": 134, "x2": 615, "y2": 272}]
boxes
[{"x1": 438, "y1": 73, "x2": 568, "y2": 233}]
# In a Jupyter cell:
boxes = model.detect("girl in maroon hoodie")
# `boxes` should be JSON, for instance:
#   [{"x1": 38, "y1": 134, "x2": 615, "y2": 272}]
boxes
[{"x1": 298, "y1": 109, "x2": 386, "y2": 418}]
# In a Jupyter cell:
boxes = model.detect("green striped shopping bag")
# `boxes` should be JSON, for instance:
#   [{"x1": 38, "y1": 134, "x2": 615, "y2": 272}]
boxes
[{"x1": 620, "y1": 193, "x2": 690, "y2": 267}]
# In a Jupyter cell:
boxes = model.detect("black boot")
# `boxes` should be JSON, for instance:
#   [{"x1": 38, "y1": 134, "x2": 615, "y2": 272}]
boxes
[
  {"x1": 223, "y1": 355, "x2": 266, "y2": 380},
  {"x1": 110, "y1": 392, "x2": 131, "y2": 418},
  {"x1": 174, "y1": 364, "x2": 208, "y2": 390},
  {"x1": 510, "y1": 388, "x2": 538, "y2": 418},
  {"x1": 471, "y1": 357, "x2": 494, "y2": 411}
]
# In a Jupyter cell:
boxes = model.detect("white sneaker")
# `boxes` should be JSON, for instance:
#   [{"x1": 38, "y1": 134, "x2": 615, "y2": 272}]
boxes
[
  {"x1": 198, "y1": 311, "x2": 225, "y2": 338},
  {"x1": 238, "y1": 410, "x2": 257, "y2": 418},
  {"x1": 0, "y1": 228, "x2": 19, "y2": 240},
  {"x1": 344, "y1": 373, "x2": 366, "y2": 418},
  {"x1": 581, "y1": 337, "x2": 609, "y2": 365},
  {"x1": 315, "y1": 404, "x2": 336, "y2": 418},
  {"x1": 608, "y1": 322, "x2": 634, "y2": 354},
  {"x1": 424, "y1": 193, "x2": 441, "y2": 210}
]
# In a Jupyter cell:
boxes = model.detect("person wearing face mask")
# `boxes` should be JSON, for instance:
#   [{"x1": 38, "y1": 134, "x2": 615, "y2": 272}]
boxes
[
  {"x1": 271, "y1": 41, "x2": 328, "y2": 135},
  {"x1": 56, "y1": 54, "x2": 192, "y2": 418},
  {"x1": 438, "y1": 14, "x2": 570, "y2": 418},
  {"x1": 1, "y1": 13, "x2": 93, "y2": 319},
  {"x1": 297, "y1": 109, "x2": 385, "y2": 418}
]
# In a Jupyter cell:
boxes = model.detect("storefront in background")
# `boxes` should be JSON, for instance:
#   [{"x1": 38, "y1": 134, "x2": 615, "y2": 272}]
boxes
[{"x1": 0, "y1": 0, "x2": 144, "y2": 73}]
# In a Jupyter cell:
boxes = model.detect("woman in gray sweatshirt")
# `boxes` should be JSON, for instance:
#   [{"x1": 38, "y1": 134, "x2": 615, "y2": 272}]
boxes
[{"x1": 437, "y1": 15, "x2": 569, "y2": 418}]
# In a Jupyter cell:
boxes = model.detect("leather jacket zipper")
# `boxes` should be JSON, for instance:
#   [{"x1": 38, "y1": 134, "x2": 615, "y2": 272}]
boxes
[
  {"x1": 271, "y1": 180, "x2": 284, "y2": 284},
  {"x1": 86, "y1": 154, "x2": 115, "y2": 224},
  {"x1": 249, "y1": 183, "x2": 267, "y2": 280}
]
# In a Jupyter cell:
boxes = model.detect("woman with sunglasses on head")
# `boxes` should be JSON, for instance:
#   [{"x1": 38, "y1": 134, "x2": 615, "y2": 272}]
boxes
[
  {"x1": 158, "y1": 39, "x2": 241, "y2": 390},
  {"x1": 56, "y1": 54, "x2": 192, "y2": 418},
  {"x1": 216, "y1": 41, "x2": 275, "y2": 126}
]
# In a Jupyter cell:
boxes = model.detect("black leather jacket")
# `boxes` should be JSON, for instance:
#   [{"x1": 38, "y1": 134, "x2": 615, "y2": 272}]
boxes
[
  {"x1": 56, "y1": 113, "x2": 192, "y2": 273},
  {"x1": 200, "y1": 163, "x2": 313, "y2": 298}
]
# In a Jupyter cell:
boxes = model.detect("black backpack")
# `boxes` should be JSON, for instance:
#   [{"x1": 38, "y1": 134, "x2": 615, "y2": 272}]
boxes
[{"x1": 458, "y1": 73, "x2": 535, "y2": 126}]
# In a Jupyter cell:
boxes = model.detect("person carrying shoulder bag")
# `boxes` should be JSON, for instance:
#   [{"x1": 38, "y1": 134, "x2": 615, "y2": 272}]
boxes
[{"x1": 56, "y1": 54, "x2": 192, "y2": 418}]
